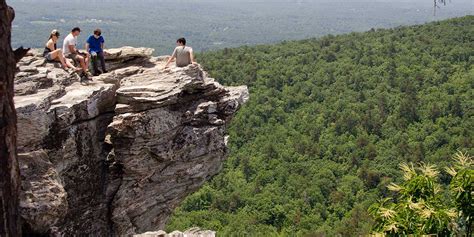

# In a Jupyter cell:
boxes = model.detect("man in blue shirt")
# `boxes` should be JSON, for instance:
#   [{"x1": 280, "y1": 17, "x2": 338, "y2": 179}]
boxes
[{"x1": 86, "y1": 28, "x2": 107, "y2": 76}]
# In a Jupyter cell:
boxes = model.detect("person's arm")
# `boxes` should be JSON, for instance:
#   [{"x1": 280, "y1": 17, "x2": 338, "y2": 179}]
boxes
[
  {"x1": 46, "y1": 40, "x2": 55, "y2": 51},
  {"x1": 85, "y1": 43, "x2": 90, "y2": 53},
  {"x1": 68, "y1": 44, "x2": 76, "y2": 54},
  {"x1": 85, "y1": 36, "x2": 92, "y2": 55},
  {"x1": 190, "y1": 48, "x2": 196, "y2": 64},
  {"x1": 164, "y1": 48, "x2": 177, "y2": 68},
  {"x1": 101, "y1": 37, "x2": 105, "y2": 50}
]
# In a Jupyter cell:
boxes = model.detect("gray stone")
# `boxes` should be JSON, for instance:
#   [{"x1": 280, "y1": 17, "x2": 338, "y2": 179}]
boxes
[
  {"x1": 134, "y1": 230, "x2": 167, "y2": 237},
  {"x1": 108, "y1": 63, "x2": 247, "y2": 236},
  {"x1": 19, "y1": 56, "x2": 37, "y2": 65},
  {"x1": 105, "y1": 46, "x2": 154, "y2": 60},
  {"x1": 19, "y1": 150, "x2": 68, "y2": 234},
  {"x1": 25, "y1": 48, "x2": 43, "y2": 57},
  {"x1": 14, "y1": 47, "x2": 248, "y2": 236},
  {"x1": 134, "y1": 228, "x2": 215, "y2": 237},
  {"x1": 37, "y1": 67, "x2": 50, "y2": 74},
  {"x1": 30, "y1": 58, "x2": 47, "y2": 67},
  {"x1": 19, "y1": 65, "x2": 38, "y2": 73},
  {"x1": 30, "y1": 73, "x2": 53, "y2": 89},
  {"x1": 15, "y1": 81, "x2": 38, "y2": 95},
  {"x1": 16, "y1": 71, "x2": 33, "y2": 78}
]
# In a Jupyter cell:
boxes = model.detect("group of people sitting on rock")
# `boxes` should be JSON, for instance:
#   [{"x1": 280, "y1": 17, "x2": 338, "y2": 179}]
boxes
[
  {"x1": 43, "y1": 27, "x2": 196, "y2": 81},
  {"x1": 43, "y1": 27, "x2": 106, "y2": 80}
]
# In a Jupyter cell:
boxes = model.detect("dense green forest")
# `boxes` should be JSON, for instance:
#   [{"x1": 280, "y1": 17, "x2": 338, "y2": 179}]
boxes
[{"x1": 166, "y1": 16, "x2": 473, "y2": 235}]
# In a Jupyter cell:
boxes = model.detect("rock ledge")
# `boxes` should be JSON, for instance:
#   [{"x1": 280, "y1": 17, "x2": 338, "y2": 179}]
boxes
[{"x1": 15, "y1": 47, "x2": 248, "y2": 236}]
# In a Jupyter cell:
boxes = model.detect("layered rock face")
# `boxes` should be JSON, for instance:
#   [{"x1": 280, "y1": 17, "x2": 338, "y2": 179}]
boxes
[
  {"x1": 15, "y1": 47, "x2": 248, "y2": 236},
  {"x1": 135, "y1": 228, "x2": 215, "y2": 237}
]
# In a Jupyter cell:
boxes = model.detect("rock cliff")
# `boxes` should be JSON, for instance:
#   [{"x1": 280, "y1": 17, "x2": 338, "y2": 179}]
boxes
[
  {"x1": 134, "y1": 228, "x2": 215, "y2": 237},
  {"x1": 15, "y1": 47, "x2": 248, "y2": 236}
]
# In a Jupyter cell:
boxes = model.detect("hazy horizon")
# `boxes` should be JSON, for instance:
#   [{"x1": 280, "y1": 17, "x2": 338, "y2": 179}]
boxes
[{"x1": 7, "y1": 0, "x2": 473, "y2": 55}]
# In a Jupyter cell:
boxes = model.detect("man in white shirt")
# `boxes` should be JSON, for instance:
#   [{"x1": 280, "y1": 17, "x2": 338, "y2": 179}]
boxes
[
  {"x1": 164, "y1": 38, "x2": 196, "y2": 68},
  {"x1": 63, "y1": 27, "x2": 90, "y2": 78}
]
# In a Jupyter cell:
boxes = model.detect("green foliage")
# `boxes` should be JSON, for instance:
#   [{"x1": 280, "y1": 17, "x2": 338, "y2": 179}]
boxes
[
  {"x1": 369, "y1": 152, "x2": 473, "y2": 236},
  {"x1": 447, "y1": 152, "x2": 474, "y2": 235},
  {"x1": 167, "y1": 16, "x2": 474, "y2": 235}
]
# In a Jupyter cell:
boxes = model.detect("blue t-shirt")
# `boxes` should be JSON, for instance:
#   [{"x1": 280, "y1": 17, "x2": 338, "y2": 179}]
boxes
[{"x1": 86, "y1": 35, "x2": 104, "y2": 53}]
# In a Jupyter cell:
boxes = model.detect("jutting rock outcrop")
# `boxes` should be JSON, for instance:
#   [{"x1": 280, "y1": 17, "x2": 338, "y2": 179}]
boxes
[
  {"x1": 134, "y1": 227, "x2": 215, "y2": 237},
  {"x1": 15, "y1": 47, "x2": 248, "y2": 236}
]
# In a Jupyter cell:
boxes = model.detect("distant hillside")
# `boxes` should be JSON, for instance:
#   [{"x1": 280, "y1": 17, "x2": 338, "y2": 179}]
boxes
[
  {"x1": 8, "y1": 0, "x2": 472, "y2": 55},
  {"x1": 166, "y1": 16, "x2": 473, "y2": 235}
]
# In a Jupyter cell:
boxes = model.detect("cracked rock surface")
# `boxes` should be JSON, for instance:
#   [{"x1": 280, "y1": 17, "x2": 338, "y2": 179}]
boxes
[{"x1": 15, "y1": 47, "x2": 248, "y2": 236}]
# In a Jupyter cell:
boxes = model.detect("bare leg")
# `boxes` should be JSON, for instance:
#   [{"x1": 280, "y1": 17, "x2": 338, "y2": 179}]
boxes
[
  {"x1": 57, "y1": 53, "x2": 68, "y2": 68},
  {"x1": 51, "y1": 49, "x2": 68, "y2": 68},
  {"x1": 85, "y1": 54, "x2": 90, "y2": 71},
  {"x1": 76, "y1": 55, "x2": 88, "y2": 73},
  {"x1": 65, "y1": 58, "x2": 79, "y2": 71},
  {"x1": 59, "y1": 54, "x2": 79, "y2": 71},
  {"x1": 51, "y1": 50, "x2": 71, "y2": 69}
]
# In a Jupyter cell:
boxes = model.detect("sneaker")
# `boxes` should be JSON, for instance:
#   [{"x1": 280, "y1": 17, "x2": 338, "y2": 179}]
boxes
[
  {"x1": 80, "y1": 72, "x2": 90, "y2": 82},
  {"x1": 80, "y1": 76, "x2": 87, "y2": 83}
]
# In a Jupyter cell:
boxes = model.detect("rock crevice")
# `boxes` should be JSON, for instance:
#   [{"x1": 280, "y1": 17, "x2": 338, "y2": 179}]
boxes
[{"x1": 15, "y1": 47, "x2": 248, "y2": 236}]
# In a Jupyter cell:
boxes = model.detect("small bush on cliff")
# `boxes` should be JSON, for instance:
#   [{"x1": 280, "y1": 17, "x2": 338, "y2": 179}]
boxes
[{"x1": 369, "y1": 151, "x2": 473, "y2": 236}]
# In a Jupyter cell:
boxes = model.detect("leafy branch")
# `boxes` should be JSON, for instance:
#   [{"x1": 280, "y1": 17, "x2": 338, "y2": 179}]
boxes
[{"x1": 369, "y1": 151, "x2": 473, "y2": 236}]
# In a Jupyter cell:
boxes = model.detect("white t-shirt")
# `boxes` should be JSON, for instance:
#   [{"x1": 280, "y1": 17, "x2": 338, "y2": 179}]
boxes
[
  {"x1": 172, "y1": 46, "x2": 192, "y2": 67},
  {"x1": 63, "y1": 33, "x2": 77, "y2": 56}
]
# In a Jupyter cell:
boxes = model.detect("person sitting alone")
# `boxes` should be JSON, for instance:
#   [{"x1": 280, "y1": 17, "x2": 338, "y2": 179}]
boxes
[
  {"x1": 43, "y1": 29, "x2": 76, "y2": 70},
  {"x1": 164, "y1": 37, "x2": 195, "y2": 68},
  {"x1": 86, "y1": 28, "x2": 107, "y2": 76},
  {"x1": 63, "y1": 27, "x2": 90, "y2": 79}
]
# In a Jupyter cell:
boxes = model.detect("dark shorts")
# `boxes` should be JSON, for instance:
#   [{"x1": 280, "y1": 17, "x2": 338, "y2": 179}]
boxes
[
  {"x1": 44, "y1": 53, "x2": 54, "y2": 62},
  {"x1": 66, "y1": 52, "x2": 87, "y2": 64}
]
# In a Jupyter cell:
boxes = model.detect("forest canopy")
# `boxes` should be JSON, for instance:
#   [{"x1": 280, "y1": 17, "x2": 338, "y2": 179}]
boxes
[{"x1": 167, "y1": 16, "x2": 473, "y2": 235}]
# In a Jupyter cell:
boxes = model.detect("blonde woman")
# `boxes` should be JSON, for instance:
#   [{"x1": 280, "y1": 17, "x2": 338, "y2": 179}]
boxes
[{"x1": 43, "y1": 29, "x2": 76, "y2": 70}]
